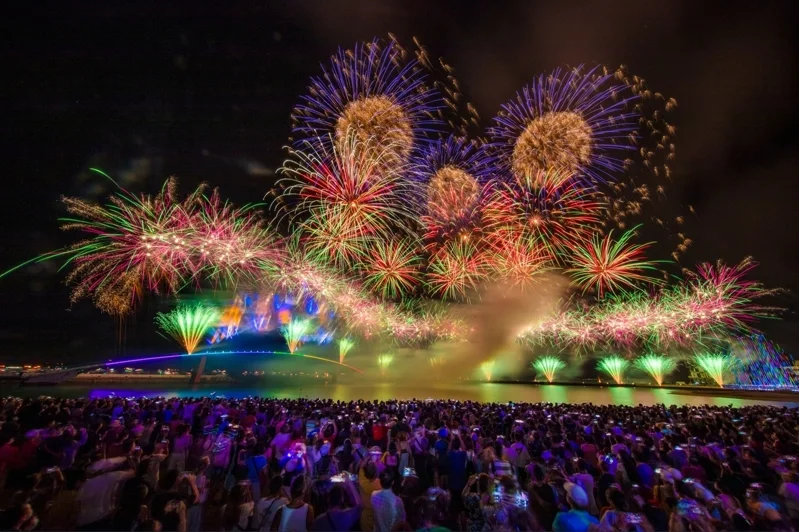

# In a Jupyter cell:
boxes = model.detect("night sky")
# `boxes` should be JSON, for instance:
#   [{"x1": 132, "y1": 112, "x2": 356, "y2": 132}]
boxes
[{"x1": 2, "y1": 1, "x2": 798, "y2": 364}]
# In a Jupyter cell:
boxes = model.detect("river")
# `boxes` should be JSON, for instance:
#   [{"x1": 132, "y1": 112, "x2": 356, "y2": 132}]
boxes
[{"x1": 11, "y1": 381, "x2": 799, "y2": 407}]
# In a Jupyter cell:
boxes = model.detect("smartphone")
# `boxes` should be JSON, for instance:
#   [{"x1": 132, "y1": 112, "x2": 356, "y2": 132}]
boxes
[
  {"x1": 403, "y1": 467, "x2": 416, "y2": 477},
  {"x1": 46, "y1": 467, "x2": 59, "y2": 473}
]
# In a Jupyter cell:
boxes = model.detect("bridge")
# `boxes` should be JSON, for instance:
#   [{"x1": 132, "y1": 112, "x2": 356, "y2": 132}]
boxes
[{"x1": 12, "y1": 350, "x2": 364, "y2": 385}]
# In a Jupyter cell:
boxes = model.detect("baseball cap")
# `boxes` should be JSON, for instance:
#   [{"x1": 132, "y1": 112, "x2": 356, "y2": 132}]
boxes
[{"x1": 564, "y1": 481, "x2": 589, "y2": 508}]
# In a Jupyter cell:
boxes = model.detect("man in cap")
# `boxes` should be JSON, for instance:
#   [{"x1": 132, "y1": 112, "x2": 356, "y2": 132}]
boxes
[{"x1": 552, "y1": 481, "x2": 599, "y2": 532}]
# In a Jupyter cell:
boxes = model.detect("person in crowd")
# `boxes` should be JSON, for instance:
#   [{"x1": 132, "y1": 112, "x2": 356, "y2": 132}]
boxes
[
  {"x1": 552, "y1": 481, "x2": 599, "y2": 532},
  {"x1": 372, "y1": 470, "x2": 405, "y2": 532},
  {"x1": 5, "y1": 395, "x2": 799, "y2": 532}
]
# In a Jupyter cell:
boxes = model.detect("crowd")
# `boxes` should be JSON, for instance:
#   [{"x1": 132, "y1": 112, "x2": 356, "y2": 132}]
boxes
[{"x1": 0, "y1": 395, "x2": 798, "y2": 531}]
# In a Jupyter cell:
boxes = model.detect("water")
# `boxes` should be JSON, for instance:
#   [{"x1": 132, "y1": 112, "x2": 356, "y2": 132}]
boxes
[{"x1": 11, "y1": 381, "x2": 799, "y2": 407}]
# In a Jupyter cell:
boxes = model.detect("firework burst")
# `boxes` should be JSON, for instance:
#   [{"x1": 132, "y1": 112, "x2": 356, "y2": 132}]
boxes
[
  {"x1": 362, "y1": 239, "x2": 421, "y2": 299},
  {"x1": 292, "y1": 37, "x2": 442, "y2": 167},
  {"x1": 411, "y1": 136, "x2": 494, "y2": 249},
  {"x1": 279, "y1": 131, "x2": 418, "y2": 269},
  {"x1": 597, "y1": 356, "x2": 630, "y2": 384},
  {"x1": 532, "y1": 356, "x2": 565, "y2": 383},
  {"x1": 693, "y1": 353, "x2": 740, "y2": 387},
  {"x1": 426, "y1": 240, "x2": 488, "y2": 300},
  {"x1": 634, "y1": 354, "x2": 676, "y2": 386},
  {"x1": 490, "y1": 65, "x2": 638, "y2": 183},
  {"x1": 521, "y1": 259, "x2": 776, "y2": 352},
  {"x1": 155, "y1": 303, "x2": 220, "y2": 355},
  {"x1": 281, "y1": 318, "x2": 313, "y2": 354},
  {"x1": 567, "y1": 225, "x2": 663, "y2": 297},
  {"x1": 483, "y1": 168, "x2": 604, "y2": 258}
]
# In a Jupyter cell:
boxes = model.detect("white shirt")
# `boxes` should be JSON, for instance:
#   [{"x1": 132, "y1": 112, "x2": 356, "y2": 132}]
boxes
[
  {"x1": 371, "y1": 488, "x2": 405, "y2": 532},
  {"x1": 75, "y1": 470, "x2": 133, "y2": 526}
]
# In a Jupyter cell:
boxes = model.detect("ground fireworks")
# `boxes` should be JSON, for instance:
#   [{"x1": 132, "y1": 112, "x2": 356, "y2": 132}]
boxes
[
  {"x1": 281, "y1": 318, "x2": 312, "y2": 354},
  {"x1": 597, "y1": 356, "x2": 630, "y2": 385},
  {"x1": 480, "y1": 360, "x2": 495, "y2": 381},
  {"x1": 532, "y1": 356, "x2": 565, "y2": 383},
  {"x1": 634, "y1": 354, "x2": 676, "y2": 386},
  {"x1": 693, "y1": 353, "x2": 740, "y2": 387},
  {"x1": 338, "y1": 337, "x2": 355, "y2": 365},
  {"x1": 377, "y1": 353, "x2": 394, "y2": 376},
  {"x1": 155, "y1": 303, "x2": 220, "y2": 355}
]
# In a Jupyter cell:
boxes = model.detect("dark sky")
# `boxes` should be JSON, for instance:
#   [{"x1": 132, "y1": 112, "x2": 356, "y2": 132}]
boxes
[{"x1": 2, "y1": 1, "x2": 798, "y2": 363}]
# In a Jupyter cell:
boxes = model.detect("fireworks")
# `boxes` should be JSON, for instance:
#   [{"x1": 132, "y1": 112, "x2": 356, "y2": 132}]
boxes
[
  {"x1": 597, "y1": 356, "x2": 630, "y2": 385},
  {"x1": 279, "y1": 131, "x2": 418, "y2": 269},
  {"x1": 532, "y1": 356, "x2": 565, "y2": 383},
  {"x1": 490, "y1": 65, "x2": 638, "y2": 183},
  {"x1": 362, "y1": 239, "x2": 421, "y2": 299},
  {"x1": 483, "y1": 168, "x2": 604, "y2": 258},
  {"x1": 281, "y1": 318, "x2": 313, "y2": 354},
  {"x1": 412, "y1": 136, "x2": 494, "y2": 249},
  {"x1": 693, "y1": 353, "x2": 740, "y2": 388},
  {"x1": 377, "y1": 353, "x2": 394, "y2": 376},
  {"x1": 338, "y1": 337, "x2": 355, "y2": 365},
  {"x1": 480, "y1": 360, "x2": 495, "y2": 381},
  {"x1": 633, "y1": 354, "x2": 676, "y2": 386},
  {"x1": 521, "y1": 259, "x2": 777, "y2": 351},
  {"x1": 46, "y1": 174, "x2": 282, "y2": 316},
  {"x1": 292, "y1": 37, "x2": 442, "y2": 167},
  {"x1": 567, "y1": 225, "x2": 662, "y2": 297},
  {"x1": 155, "y1": 303, "x2": 220, "y2": 355},
  {"x1": 426, "y1": 240, "x2": 488, "y2": 300},
  {"x1": 3, "y1": 40, "x2": 783, "y2": 371}
]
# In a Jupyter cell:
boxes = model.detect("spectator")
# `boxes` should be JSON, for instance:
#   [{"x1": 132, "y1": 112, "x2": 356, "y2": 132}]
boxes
[
  {"x1": 372, "y1": 471, "x2": 405, "y2": 532},
  {"x1": 552, "y1": 481, "x2": 599, "y2": 532}
]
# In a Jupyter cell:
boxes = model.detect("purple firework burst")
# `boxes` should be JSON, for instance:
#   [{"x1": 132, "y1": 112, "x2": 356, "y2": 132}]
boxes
[{"x1": 489, "y1": 65, "x2": 639, "y2": 185}]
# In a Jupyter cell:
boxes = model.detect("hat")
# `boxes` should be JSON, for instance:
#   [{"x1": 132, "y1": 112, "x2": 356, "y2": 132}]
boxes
[
  {"x1": 564, "y1": 481, "x2": 589, "y2": 508},
  {"x1": 320, "y1": 443, "x2": 331, "y2": 457}
]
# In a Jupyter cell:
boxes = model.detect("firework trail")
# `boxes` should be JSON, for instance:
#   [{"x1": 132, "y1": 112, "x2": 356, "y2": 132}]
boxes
[
  {"x1": 521, "y1": 258, "x2": 777, "y2": 351},
  {"x1": 566, "y1": 225, "x2": 663, "y2": 297},
  {"x1": 377, "y1": 353, "x2": 394, "y2": 376},
  {"x1": 693, "y1": 353, "x2": 740, "y2": 387},
  {"x1": 634, "y1": 354, "x2": 676, "y2": 386},
  {"x1": 532, "y1": 356, "x2": 565, "y2": 383},
  {"x1": 281, "y1": 318, "x2": 313, "y2": 354},
  {"x1": 597, "y1": 356, "x2": 630, "y2": 384},
  {"x1": 480, "y1": 360, "x2": 495, "y2": 381},
  {"x1": 155, "y1": 303, "x2": 220, "y2": 355},
  {"x1": 338, "y1": 337, "x2": 355, "y2": 365},
  {"x1": 490, "y1": 65, "x2": 638, "y2": 184},
  {"x1": 291, "y1": 36, "x2": 442, "y2": 168}
]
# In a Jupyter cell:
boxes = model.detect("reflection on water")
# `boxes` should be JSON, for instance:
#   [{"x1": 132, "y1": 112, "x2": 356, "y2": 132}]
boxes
[{"x1": 12, "y1": 381, "x2": 799, "y2": 407}]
